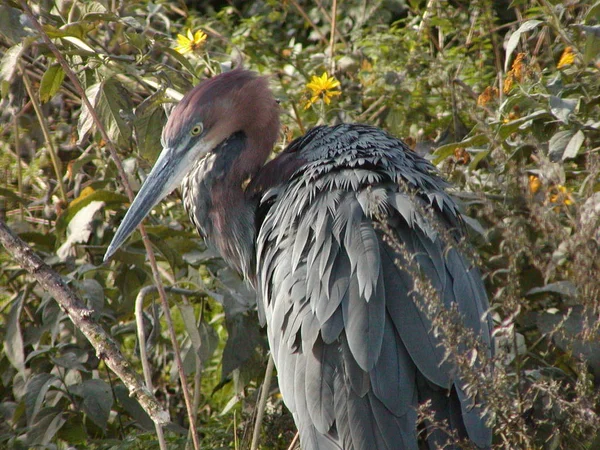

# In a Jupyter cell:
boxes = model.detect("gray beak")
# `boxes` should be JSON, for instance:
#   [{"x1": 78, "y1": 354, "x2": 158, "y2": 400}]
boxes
[{"x1": 104, "y1": 146, "x2": 187, "y2": 262}]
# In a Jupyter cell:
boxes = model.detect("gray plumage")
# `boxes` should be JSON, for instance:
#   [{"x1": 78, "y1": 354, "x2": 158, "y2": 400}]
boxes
[
  {"x1": 104, "y1": 70, "x2": 493, "y2": 450},
  {"x1": 250, "y1": 124, "x2": 492, "y2": 449}
]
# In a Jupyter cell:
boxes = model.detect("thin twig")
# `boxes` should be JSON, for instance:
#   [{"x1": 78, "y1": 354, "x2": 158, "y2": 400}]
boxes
[
  {"x1": 135, "y1": 286, "x2": 168, "y2": 450},
  {"x1": 286, "y1": 431, "x2": 300, "y2": 450},
  {"x1": 21, "y1": 69, "x2": 67, "y2": 202},
  {"x1": 250, "y1": 355, "x2": 275, "y2": 450},
  {"x1": 288, "y1": 0, "x2": 328, "y2": 45}
]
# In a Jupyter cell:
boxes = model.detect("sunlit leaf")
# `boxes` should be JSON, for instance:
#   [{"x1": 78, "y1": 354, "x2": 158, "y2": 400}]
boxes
[
  {"x1": 39, "y1": 64, "x2": 66, "y2": 103},
  {"x1": 548, "y1": 130, "x2": 574, "y2": 161},
  {"x1": 5, "y1": 292, "x2": 25, "y2": 373},
  {"x1": 549, "y1": 95, "x2": 578, "y2": 123},
  {"x1": 57, "y1": 200, "x2": 105, "y2": 260},
  {"x1": 562, "y1": 129, "x2": 585, "y2": 160},
  {"x1": 0, "y1": 43, "x2": 23, "y2": 82}
]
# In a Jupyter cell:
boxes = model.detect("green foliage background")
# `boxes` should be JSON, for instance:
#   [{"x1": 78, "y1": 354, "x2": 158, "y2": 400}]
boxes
[{"x1": 0, "y1": 0, "x2": 599, "y2": 448}]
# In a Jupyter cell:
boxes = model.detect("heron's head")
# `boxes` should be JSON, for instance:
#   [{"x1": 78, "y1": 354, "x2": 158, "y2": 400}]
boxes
[{"x1": 104, "y1": 69, "x2": 279, "y2": 261}]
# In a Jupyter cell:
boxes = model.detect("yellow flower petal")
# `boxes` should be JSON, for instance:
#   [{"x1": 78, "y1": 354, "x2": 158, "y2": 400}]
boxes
[
  {"x1": 304, "y1": 71, "x2": 342, "y2": 109},
  {"x1": 557, "y1": 47, "x2": 575, "y2": 68}
]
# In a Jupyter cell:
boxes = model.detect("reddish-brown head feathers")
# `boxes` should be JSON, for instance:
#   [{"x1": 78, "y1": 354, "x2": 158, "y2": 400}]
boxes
[{"x1": 164, "y1": 69, "x2": 280, "y2": 178}]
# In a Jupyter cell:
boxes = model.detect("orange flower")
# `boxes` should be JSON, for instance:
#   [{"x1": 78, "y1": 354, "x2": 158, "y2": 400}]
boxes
[
  {"x1": 557, "y1": 47, "x2": 575, "y2": 68},
  {"x1": 503, "y1": 72, "x2": 514, "y2": 94},
  {"x1": 512, "y1": 53, "x2": 525, "y2": 81},
  {"x1": 549, "y1": 185, "x2": 573, "y2": 206},
  {"x1": 477, "y1": 86, "x2": 498, "y2": 106},
  {"x1": 454, "y1": 148, "x2": 470, "y2": 165},
  {"x1": 528, "y1": 175, "x2": 541, "y2": 194}
]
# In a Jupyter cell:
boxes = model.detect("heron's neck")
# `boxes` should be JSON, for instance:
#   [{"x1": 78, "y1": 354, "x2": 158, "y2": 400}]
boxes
[{"x1": 181, "y1": 132, "x2": 260, "y2": 278}]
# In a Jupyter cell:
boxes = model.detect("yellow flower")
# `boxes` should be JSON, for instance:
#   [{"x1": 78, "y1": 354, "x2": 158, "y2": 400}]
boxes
[
  {"x1": 528, "y1": 175, "x2": 541, "y2": 194},
  {"x1": 549, "y1": 185, "x2": 573, "y2": 206},
  {"x1": 557, "y1": 46, "x2": 575, "y2": 68},
  {"x1": 304, "y1": 72, "x2": 342, "y2": 109},
  {"x1": 174, "y1": 29, "x2": 207, "y2": 54}
]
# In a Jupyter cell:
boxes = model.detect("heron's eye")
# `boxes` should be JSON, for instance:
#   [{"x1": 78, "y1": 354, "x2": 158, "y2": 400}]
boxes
[{"x1": 190, "y1": 123, "x2": 204, "y2": 136}]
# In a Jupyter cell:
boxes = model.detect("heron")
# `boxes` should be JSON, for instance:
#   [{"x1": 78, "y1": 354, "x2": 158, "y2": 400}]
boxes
[{"x1": 104, "y1": 69, "x2": 492, "y2": 449}]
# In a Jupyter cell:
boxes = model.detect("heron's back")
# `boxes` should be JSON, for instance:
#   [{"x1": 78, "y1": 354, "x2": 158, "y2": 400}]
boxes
[{"x1": 251, "y1": 124, "x2": 492, "y2": 449}]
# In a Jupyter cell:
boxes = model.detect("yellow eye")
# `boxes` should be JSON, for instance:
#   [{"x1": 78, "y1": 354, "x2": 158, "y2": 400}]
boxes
[{"x1": 191, "y1": 123, "x2": 203, "y2": 136}]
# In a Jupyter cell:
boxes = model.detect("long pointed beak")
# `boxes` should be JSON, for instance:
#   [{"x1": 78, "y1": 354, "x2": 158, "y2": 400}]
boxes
[{"x1": 104, "y1": 146, "x2": 192, "y2": 262}]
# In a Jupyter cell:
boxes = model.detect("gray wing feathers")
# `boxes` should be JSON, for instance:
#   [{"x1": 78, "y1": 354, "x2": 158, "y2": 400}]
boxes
[{"x1": 255, "y1": 125, "x2": 492, "y2": 449}]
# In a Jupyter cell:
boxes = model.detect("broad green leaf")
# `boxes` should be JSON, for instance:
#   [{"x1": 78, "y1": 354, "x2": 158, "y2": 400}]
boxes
[
  {"x1": 562, "y1": 130, "x2": 585, "y2": 160},
  {"x1": 5, "y1": 292, "x2": 25, "y2": 373},
  {"x1": 56, "y1": 413, "x2": 87, "y2": 444},
  {"x1": 0, "y1": 5, "x2": 33, "y2": 41},
  {"x1": 75, "y1": 279, "x2": 105, "y2": 313},
  {"x1": 26, "y1": 407, "x2": 66, "y2": 445},
  {"x1": 73, "y1": 379, "x2": 113, "y2": 430},
  {"x1": 95, "y1": 78, "x2": 134, "y2": 148},
  {"x1": 62, "y1": 36, "x2": 96, "y2": 54},
  {"x1": 39, "y1": 64, "x2": 66, "y2": 103},
  {"x1": 0, "y1": 43, "x2": 23, "y2": 82},
  {"x1": 57, "y1": 200, "x2": 105, "y2": 260},
  {"x1": 549, "y1": 95, "x2": 578, "y2": 123},
  {"x1": 113, "y1": 384, "x2": 154, "y2": 430},
  {"x1": 221, "y1": 313, "x2": 262, "y2": 380},
  {"x1": 25, "y1": 373, "x2": 60, "y2": 426},
  {"x1": 505, "y1": 20, "x2": 543, "y2": 71},
  {"x1": 77, "y1": 82, "x2": 103, "y2": 144},
  {"x1": 497, "y1": 110, "x2": 548, "y2": 138},
  {"x1": 55, "y1": 189, "x2": 128, "y2": 237},
  {"x1": 133, "y1": 90, "x2": 167, "y2": 161},
  {"x1": 548, "y1": 130, "x2": 574, "y2": 161}
]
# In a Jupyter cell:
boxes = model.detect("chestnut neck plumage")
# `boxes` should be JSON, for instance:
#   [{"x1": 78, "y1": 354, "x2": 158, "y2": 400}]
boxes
[
  {"x1": 181, "y1": 130, "x2": 278, "y2": 280},
  {"x1": 172, "y1": 69, "x2": 280, "y2": 279}
]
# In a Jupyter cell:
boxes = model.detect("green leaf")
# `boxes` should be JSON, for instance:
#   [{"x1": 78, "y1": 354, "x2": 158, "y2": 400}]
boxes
[
  {"x1": 5, "y1": 292, "x2": 25, "y2": 373},
  {"x1": 0, "y1": 43, "x2": 23, "y2": 82},
  {"x1": 549, "y1": 95, "x2": 578, "y2": 123},
  {"x1": 26, "y1": 407, "x2": 66, "y2": 445},
  {"x1": 222, "y1": 313, "x2": 262, "y2": 380},
  {"x1": 548, "y1": 130, "x2": 574, "y2": 161},
  {"x1": 79, "y1": 78, "x2": 134, "y2": 146},
  {"x1": 505, "y1": 20, "x2": 543, "y2": 71},
  {"x1": 39, "y1": 64, "x2": 66, "y2": 103},
  {"x1": 113, "y1": 384, "x2": 154, "y2": 430},
  {"x1": 96, "y1": 78, "x2": 134, "y2": 148},
  {"x1": 25, "y1": 373, "x2": 60, "y2": 426},
  {"x1": 77, "y1": 82, "x2": 103, "y2": 144},
  {"x1": 497, "y1": 110, "x2": 549, "y2": 138},
  {"x1": 562, "y1": 129, "x2": 585, "y2": 160},
  {"x1": 73, "y1": 379, "x2": 113, "y2": 430},
  {"x1": 55, "y1": 189, "x2": 128, "y2": 237},
  {"x1": 133, "y1": 90, "x2": 168, "y2": 162}
]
